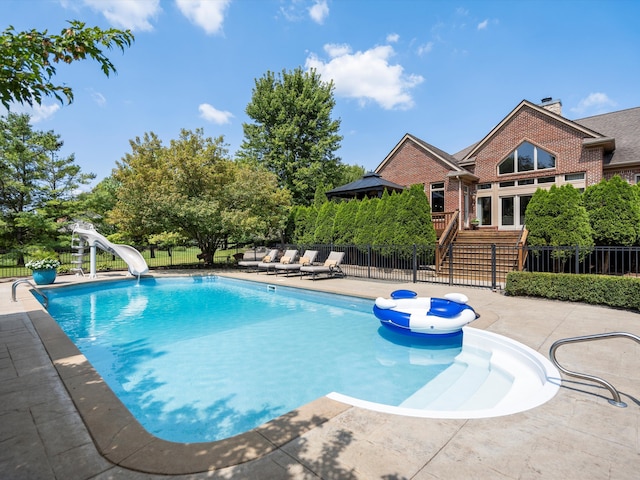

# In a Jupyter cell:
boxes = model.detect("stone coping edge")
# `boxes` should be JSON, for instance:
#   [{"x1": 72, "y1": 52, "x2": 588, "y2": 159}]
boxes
[{"x1": 18, "y1": 280, "x2": 351, "y2": 475}]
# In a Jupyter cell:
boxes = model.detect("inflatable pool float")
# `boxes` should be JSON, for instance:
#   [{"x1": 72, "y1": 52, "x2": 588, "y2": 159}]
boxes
[{"x1": 374, "y1": 289, "x2": 479, "y2": 337}]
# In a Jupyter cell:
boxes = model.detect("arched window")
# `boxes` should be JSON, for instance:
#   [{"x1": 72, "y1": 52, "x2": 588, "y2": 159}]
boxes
[{"x1": 499, "y1": 142, "x2": 555, "y2": 175}]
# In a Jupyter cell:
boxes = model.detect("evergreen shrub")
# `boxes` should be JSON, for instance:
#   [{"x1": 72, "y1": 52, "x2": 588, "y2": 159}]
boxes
[{"x1": 505, "y1": 271, "x2": 640, "y2": 310}]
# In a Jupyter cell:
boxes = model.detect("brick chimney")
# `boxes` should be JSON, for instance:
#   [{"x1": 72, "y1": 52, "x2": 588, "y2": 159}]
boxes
[{"x1": 539, "y1": 97, "x2": 562, "y2": 116}]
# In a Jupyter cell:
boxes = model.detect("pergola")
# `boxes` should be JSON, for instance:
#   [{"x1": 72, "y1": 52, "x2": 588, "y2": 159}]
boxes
[{"x1": 325, "y1": 172, "x2": 405, "y2": 200}]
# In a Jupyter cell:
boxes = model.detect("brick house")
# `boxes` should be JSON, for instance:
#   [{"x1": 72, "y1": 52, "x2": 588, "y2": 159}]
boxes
[{"x1": 375, "y1": 99, "x2": 640, "y2": 231}]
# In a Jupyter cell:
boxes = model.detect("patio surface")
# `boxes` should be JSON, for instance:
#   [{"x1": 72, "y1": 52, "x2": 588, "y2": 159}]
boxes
[{"x1": 1, "y1": 270, "x2": 639, "y2": 479}]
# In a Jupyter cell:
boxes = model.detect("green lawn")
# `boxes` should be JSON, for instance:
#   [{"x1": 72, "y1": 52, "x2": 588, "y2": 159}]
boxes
[{"x1": 1, "y1": 246, "x2": 242, "y2": 278}]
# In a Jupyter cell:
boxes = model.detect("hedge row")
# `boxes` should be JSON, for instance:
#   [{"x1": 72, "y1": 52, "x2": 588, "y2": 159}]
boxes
[{"x1": 505, "y1": 271, "x2": 640, "y2": 311}]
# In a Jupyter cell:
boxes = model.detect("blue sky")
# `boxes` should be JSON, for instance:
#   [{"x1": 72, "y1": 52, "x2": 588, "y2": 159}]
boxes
[{"x1": 3, "y1": 0, "x2": 640, "y2": 188}]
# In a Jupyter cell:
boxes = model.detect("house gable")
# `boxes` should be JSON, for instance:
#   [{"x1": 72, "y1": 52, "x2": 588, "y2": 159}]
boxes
[
  {"x1": 462, "y1": 100, "x2": 604, "y2": 162},
  {"x1": 374, "y1": 134, "x2": 476, "y2": 213},
  {"x1": 466, "y1": 101, "x2": 605, "y2": 187}
]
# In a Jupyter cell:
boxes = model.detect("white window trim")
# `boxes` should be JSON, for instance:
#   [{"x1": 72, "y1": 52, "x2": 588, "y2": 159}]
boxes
[{"x1": 498, "y1": 141, "x2": 556, "y2": 175}]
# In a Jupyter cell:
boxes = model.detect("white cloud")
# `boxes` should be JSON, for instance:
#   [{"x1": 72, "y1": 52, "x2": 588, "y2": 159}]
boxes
[
  {"x1": 176, "y1": 0, "x2": 231, "y2": 35},
  {"x1": 199, "y1": 103, "x2": 234, "y2": 124},
  {"x1": 81, "y1": 0, "x2": 161, "y2": 31},
  {"x1": 90, "y1": 91, "x2": 107, "y2": 107},
  {"x1": 386, "y1": 33, "x2": 400, "y2": 43},
  {"x1": 324, "y1": 43, "x2": 351, "y2": 57},
  {"x1": 417, "y1": 41, "x2": 434, "y2": 56},
  {"x1": 309, "y1": 0, "x2": 329, "y2": 24},
  {"x1": 571, "y1": 93, "x2": 617, "y2": 115},
  {"x1": 6, "y1": 103, "x2": 60, "y2": 123},
  {"x1": 477, "y1": 19, "x2": 489, "y2": 30},
  {"x1": 306, "y1": 43, "x2": 424, "y2": 110}
]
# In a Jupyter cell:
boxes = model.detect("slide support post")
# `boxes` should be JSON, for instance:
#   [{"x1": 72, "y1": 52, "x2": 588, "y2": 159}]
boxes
[{"x1": 89, "y1": 244, "x2": 97, "y2": 278}]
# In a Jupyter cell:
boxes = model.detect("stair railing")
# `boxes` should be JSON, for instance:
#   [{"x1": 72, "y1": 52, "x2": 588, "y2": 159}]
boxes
[
  {"x1": 516, "y1": 225, "x2": 529, "y2": 271},
  {"x1": 435, "y1": 210, "x2": 459, "y2": 274},
  {"x1": 549, "y1": 332, "x2": 640, "y2": 407},
  {"x1": 11, "y1": 279, "x2": 49, "y2": 308}
]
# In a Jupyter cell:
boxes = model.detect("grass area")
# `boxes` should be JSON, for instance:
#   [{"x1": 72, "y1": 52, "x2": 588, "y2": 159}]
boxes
[{"x1": 0, "y1": 246, "x2": 242, "y2": 278}]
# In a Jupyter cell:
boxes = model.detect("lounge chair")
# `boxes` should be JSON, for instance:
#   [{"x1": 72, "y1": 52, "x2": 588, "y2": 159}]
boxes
[
  {"x1": 258, "y1": 249, "x2": 298, "y2": 274},
  {"x1": 300, "y1": 251, "x2": 345, "y2": 280},
  {"x1": 238, "y1": 249, "x2": 278, "y2": 272},
  {"x1": 274, "y1": 250, "x2": 318, "y2": 277}
]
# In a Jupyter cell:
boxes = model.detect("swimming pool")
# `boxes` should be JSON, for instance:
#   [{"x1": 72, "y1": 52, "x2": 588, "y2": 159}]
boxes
[{"x1": 43, "y1": 276, "x2": 559, "y2": 442}]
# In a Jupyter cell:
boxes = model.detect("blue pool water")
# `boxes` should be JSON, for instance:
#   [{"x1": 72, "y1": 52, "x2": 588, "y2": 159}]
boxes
[{"x1": 44, "y1": 276, "x2": 470, "y2": 442}]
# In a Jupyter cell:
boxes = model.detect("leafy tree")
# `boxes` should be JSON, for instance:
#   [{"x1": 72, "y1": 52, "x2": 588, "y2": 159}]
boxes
[
  {"x1": 635, "y1": 183, "x2": 640, "y2": 246},
  {"x1": 374, "y1": 189, "x2": 400, "y2": 254},
  {"x1": 337, "y1": 164, "x2": 366, "y2": 186},
  {"x1": 333, "y1": 199, "x2": 359, "y2": 245},
  {"x1": 291, "y1": 204, "x2": 317, "y2": 245},
  {"x1": 583, "y1": 175, "x2": 640, "y2": 273},
  {"x1": 110, "y1": 129, "x2": 291, "y2": 262},
  {"x1": 148, "y1": 231, "x2": 187, "y2": 258},
  {"x1": 353, "y1": 197, "x2": 379, "y2": 247},
  {"x1": 313, "y1": 183, "x2": 329, "y2": 208},
  {"x1": 314, "y1": 201, "x2": 337, "y2": 244},
  {"x1": 38, "y1": 130, "x2": 95, "y2": 227},
  {"x1": 77, "y1": 176, "x2": 120, "y2": 235},
  {"x1": 238, "y1": 67, "x2": 343, "y2": 206},
  {"x1": 395, "y1": 184, "x2": 437, "y2": 255},
  {"x1": 525, "y1": 185, "x2": 593, "y2": 271},
  {"x1": 0, "y1": 21, "x2": 134, "y2": 108},
  {"x1": 0, "y1": 113, "x2": 94, "y2": 257},
  {"x1": 583, "y1": 175, "x2": 640, "y2": 246},
  {"x1": 0, "y1": 113, "x2": 44, "y2": 249}
]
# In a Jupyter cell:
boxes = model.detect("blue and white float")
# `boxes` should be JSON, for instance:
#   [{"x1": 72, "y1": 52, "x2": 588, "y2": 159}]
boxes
[{"x1": 374, "y1": 289, "x2": 479, "y2": 337}]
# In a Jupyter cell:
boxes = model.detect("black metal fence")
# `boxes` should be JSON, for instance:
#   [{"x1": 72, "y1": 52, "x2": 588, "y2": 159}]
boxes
[
  {"x1": 524, "y1": 245, "x2": 640, "y2": 276},
  {"x1": 3, "y1": 244, "x2": 640, "y2": 290},
  {"x1": 287, "y1": 244, "x2": 508, "y2": 289}
]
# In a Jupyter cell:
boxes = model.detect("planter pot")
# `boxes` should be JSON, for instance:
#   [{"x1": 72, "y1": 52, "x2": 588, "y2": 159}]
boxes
[{"x1": 32, "y1": 269, "x2": 57, "y2": 285}]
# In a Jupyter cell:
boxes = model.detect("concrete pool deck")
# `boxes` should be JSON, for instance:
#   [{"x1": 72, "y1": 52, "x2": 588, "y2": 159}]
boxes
[{"x1": 2, "y1": 270, "x2": 639, "y2": 479}]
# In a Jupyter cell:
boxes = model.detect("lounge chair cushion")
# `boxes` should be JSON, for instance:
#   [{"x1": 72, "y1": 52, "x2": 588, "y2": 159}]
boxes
[{"x1": 324, "y1": 259, "x2": 337, "y2": 267}]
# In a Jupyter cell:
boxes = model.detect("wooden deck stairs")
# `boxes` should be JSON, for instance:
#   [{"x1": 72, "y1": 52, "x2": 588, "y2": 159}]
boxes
[{"x1": 439, "y1": 229, "x2": 525, "y2": 282}]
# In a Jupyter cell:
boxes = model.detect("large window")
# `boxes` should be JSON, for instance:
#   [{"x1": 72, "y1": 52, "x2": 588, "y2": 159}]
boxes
[
  {"x1": 499, "y1": 142, "x2": 555, "y2": 175},
  {"x1": 431, "y1": 182, "x2": 445, "y2": 212}
]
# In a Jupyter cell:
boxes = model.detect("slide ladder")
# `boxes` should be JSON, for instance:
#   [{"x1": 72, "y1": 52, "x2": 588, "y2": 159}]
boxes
[
  {"x1": 72, "y1": 223, "x2": 149, "y2": 278},
  {"x1": 70, "y1": 231, "x2": 86, "y2": 276}
]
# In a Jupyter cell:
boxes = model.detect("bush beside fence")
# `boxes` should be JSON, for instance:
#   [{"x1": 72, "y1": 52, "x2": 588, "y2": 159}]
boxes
[{"x1": 505, "y1": 271, "x2": 640, "y2": 311}]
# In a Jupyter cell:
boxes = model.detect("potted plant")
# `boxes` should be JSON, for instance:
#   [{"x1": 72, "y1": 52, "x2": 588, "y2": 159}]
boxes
[
  {"x1": 25, "y1": 257, "x2": 61, "y2": 285},
  {"x1": 470, "y1": 218, "x2": 480, "y2": 229}
]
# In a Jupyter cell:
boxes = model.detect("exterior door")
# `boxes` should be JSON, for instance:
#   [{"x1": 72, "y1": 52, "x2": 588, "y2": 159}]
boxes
[
  {"x1": 500, "y1": 195, "x2": 532, "y2": 229},
  {"x1": 478, "y1": 197, "x2": 491, "y2": 226},
  {"x1": 500, "y1": 197, "x2": 515, "y2": 228},
  {"x1": 463, "y1": 186, "x2": 469, "y2": 227}
]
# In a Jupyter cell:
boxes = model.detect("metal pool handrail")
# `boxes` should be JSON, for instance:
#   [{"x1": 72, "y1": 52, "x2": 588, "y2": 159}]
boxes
[
  {"x1": 549, "y1": 332, "x2": 640, "y2": 408},
  {"x1": 11, "y1": 279, "x2": 48, "y2": 309}
]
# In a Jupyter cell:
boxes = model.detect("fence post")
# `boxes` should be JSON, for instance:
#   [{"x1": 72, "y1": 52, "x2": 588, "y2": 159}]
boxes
[
  {"x1": 367, "y1": 244, "x2": 371, "y2": 279},
  {"x1": 575, "y1": 245, "x2": 579, "y2": 274},
  {"x1": 413, "y1": 244, "x2": 417, "y2": 283},
  {"x1": 491, "y1": 244, "x2": 497, "y2": 290}
]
